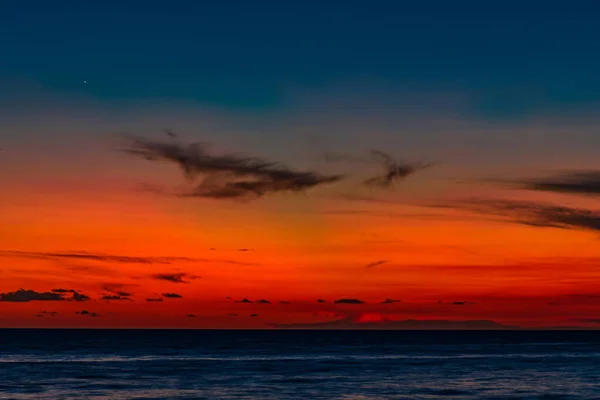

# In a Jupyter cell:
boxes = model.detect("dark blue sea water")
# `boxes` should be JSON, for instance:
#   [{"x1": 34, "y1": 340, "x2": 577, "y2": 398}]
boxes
[{"x1": 1, "y1": 330, "x2": 600, "y2": 399}]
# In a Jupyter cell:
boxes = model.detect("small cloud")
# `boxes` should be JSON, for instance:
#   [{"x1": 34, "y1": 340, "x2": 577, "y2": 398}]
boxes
[
  {"x1": 146, "y1": 297, "x2": 164, "y2": 302},
  {"x1": 334, "y1": 298, "x2": 366, "y2": 304},
  {"x1": 162, "y1": 293, "x2": 183, "y2": 298},
  {"x1": 187, "y1": 314, "x2": 196, "y2": 318},
  {"x1": 365, "y1": 260, "x2": 388, "y2": 268},
  {"x1": 70, "y1": 292, "x2": 91, "y2": 302},
  {"x1": 438, "y1": 300, "x2": 476, "y2": 305},
  {"x1": 150, "y1": 273, "x2": 200, "y2": 284},
  {"x1": 317, "y1": 299, "x2": 326, "y2": 303},
  {"x1": 235, "y1": 298, "x2": 253, "y2": 303},
  {"x1": 238, "y1": 248, "x2": 253, "y2": 252},
  {"x1": 380, "y1": 299, "x2": 401, "y2": 304},
  {"x1": 279, "y1": 301, "x2": 291, "y2": 304},
  {"x1": 76, "y1": 310, "x2": 100, "y2": 317},
  {"x1": 250, "y1": 314, "x2": 259, "y2": 317},
  {"x1": 255, "y1": 299, "x2": 271, "y2": 304}
]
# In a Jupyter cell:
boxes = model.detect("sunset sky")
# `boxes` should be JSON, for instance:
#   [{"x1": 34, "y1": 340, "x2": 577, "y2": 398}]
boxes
[{"x1": 2, "y1": 1, "x2": 600, "y2": 329}]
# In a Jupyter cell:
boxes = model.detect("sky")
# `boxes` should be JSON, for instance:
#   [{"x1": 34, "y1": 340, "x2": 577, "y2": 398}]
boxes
[{"x1": 2, "y1": 1, "x2": 600, "y2": 329}]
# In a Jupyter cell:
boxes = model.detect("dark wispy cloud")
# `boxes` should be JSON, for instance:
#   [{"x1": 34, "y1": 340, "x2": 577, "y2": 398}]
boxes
[
  {"x1": 102, "y1": 283, "x2": 135, "y2": 297},
  {"x1": 101, "y1": 295, "x2": 132, "y2": 301},
  {"x1": 380, "y1": 299, "x2": 402, "y2": 304},
  {"x1": 62, "y1": 264, "x2": 117, "y2": 277},
  {"x1": 321, "y1": 148, "x2": 433, "y2": 188},
  {"x1": 0, "y1": 250, "x2": 196, "y2": 264},
  {"x1": 121, "y1": 134, "x2": 343, "y2": 199},
  {"x1": 333, "y1": 298, "x2": 366, "y2": 304},
  {"x1": 365, "y1": 260, "x2": 388, "y2": 268},
  {"x1": 51, "y1": 288, "x2": 77, "y2": 293},
  {"x1": 1, "y1": 289, "x2": 65, "y2": 302},
  {"x1": 235, "y1": 298, "x2": 253, "y2": 303},
  {"x1": 322, "y1": 151, "x2": 371, "y2": 164},
  {"x1": 146, "y1": 297, "x2": 164, "y2": 302},
  {"x1": 255, "y1": 299, "x2": 271, "y2": 304},
  {"x1": 317, "y1": 299, "x2": 327, "y2": 303},
  {"x1": 517, "y1": 171, "x2": 600, "y2": 196},
  {"x1": 439, "y1": 199, "x2": 600, "y2": 232},
  {"x1": 250, "y1": 313, "x2": 259, "y2": 317},
  {"x1": 364, "y1": 150, "x2": 434, "y2": 188},
  {"x1": 0, "y1": 250, "x2": 253, "y2": 266},
  {"x1": 279, "y1": 301, "x2": 291, "y2": 304},
  {"x1": 150, "y1": 273, "x2": 200, "y2": 284},
  {"x1": 162, "y1": 293, "x2": 183, "y2": 298},
  {"x1": 187, "y1": 314, "x2": 196, "y2": 318}
]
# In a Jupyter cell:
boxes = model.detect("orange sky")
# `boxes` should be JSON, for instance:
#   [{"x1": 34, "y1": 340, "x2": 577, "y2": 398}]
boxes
[{"x1": 3, "y1": 93, "x2": 600, "y2": 329}]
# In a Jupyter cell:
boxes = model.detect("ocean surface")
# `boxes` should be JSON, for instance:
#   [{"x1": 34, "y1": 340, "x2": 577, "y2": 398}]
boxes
[{"x1": 1, "y1": 330, "x2": 600, "y2": 399}]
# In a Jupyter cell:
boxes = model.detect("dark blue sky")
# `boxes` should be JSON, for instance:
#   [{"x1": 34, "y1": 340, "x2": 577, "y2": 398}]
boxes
[{"x1": 2, "y1": 1, "x2": 599, "y2": 117}]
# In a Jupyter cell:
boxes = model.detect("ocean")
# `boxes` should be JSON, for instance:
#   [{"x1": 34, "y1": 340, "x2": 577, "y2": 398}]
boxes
[{"x1": 1, "y1": 329, "x2": 599, "y2": 399}]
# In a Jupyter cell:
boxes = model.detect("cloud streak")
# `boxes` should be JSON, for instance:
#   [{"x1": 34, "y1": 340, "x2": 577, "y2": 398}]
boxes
[
  {"x1": 440, "y1": 199, "x2": 600, "y2": 232},
  {"x1": 517, "y1": 171, "x2": 600, "y2": 196},
  {"x1": 365, "y1": 260, "x2": 388, "y2": 268},
  {"x1": 150, "y1": 273, "x2": 200, "y2": 284},
  {"x1": 101, "y1": 295, "x2": 132, "y2": 301},
  {"x1": 146, "y1": 297, "x2": 164, "y2": 302},
  {"x1": 0, "y1": 251, "x2": 254, "y2": 266}
]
